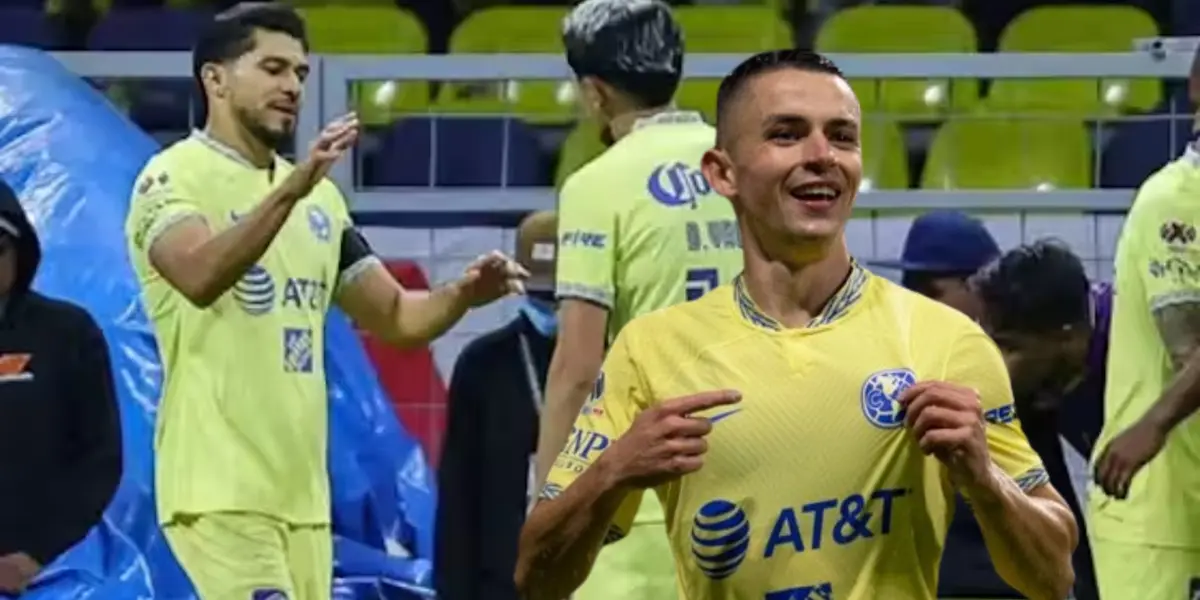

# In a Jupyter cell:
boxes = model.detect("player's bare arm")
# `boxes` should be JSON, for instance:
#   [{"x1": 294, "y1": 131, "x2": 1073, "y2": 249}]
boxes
[
  {"x1": 533, "y1": 299, "x2": 608, "y2": 490},
  {"x1": 1095, "y1": 300, "x2": 1200, "y2": 498},
  {"x1": 337, "y1": 250, "x2": 528, "y2": 348},
  {"x1": 900, "y1": 382, "x2": 1077, "y2": 600},
  {"x1": 516, "y1": 390, "x2": 740, "y2": 600},
  {"x1": 148, "y1": 114, "x2": 358, "y2": 307}
]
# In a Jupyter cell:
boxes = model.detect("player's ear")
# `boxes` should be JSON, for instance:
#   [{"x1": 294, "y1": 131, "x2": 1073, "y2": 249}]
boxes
[
  {"x1": 701, "y1": 147, "x2": 736, "y2": 199},
  {"x1": 201, "y1": 63, "x2": 228, "y2": 99},
  {"x1": 577, "y1": 76, "x2": 605, "y2": 119}
]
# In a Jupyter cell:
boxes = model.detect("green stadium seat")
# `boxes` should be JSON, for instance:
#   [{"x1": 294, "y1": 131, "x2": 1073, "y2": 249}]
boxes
[
  {"x1": 986, "y1": 5, "x2": 1161, "y2": 116},
  {"x1": 672, "y1": 6, "x2": 792, "y2": 120},
  {"x1": 860, "y1": 117, "x2": 910, "y2": 190},
  {"x1": 438, "y1": 7, "x2": 576, "y2": 123},
  {"x1": 921, "y1": 118, "x2": 1091, "y2": 189},
  {"x1": 555, "y1": 120, "x2": 607, "y2": 189},
  {"x1": 815, "y1": 6, "x2": 979, "y2": 120},
  {"x1": 297, "y1": 5, "x2": 429, "y2": 126}
]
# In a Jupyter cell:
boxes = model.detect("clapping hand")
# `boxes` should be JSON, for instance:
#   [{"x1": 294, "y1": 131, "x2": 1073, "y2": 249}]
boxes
[
  {"x1": 900, "y1": 381, "x2": 994, "y2": 490},
  {"x1": 0, "y1": 553, "x2": 39, "y2": 594},
  {"x1": 282, "y1": 112, "x2": 360, "y2": 200},
  {"x1": 601, "y1": 390, "x2": 741, "y2": 489},
  {"x1": 457, "y1": 250, "x2": 529, "y2": 307}
]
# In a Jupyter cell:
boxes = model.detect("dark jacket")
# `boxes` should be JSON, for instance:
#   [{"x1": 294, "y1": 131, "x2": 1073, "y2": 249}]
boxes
[
  {"x1": 0, "y1": 180, "x2": 122, "y2": 566},
  {"x1": 435, "y1": 314, "x2": 552, "y2": 600}
]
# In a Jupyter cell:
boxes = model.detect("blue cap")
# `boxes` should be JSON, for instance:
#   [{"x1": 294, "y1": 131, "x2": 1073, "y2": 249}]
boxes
[{"x1": 868, "y1": 210, "x2": 1000, "y2": 273}]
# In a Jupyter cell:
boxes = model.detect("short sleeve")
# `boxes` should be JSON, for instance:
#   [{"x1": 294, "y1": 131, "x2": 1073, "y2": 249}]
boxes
[
  {"x1": 542, "y1": 330, "x2": 646, "y2": 542},
  {"x1": 944, "y1": 329, "x2": 1050, "y2": 493},
  {"x1": 1127, "y1": 185, "x2": 1200, "y2": 312},
  {"x1": 125, "y1": 158, "x2": 203, "y2": 256},
  {"x1": 555, "y1": 172, "x2": 616, "y2": 309}
]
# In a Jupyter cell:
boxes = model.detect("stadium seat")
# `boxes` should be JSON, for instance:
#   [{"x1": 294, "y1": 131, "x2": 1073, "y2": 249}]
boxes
[
  {"x1": 356, "y1": 259, "x2": 449, "y2": 466},
  {"x1": 672, "y1": 6, "x2": 792, "y2": 119},
  {"x1": 554, "y1": 120, "x2": 607, "y2": 189},
  {"x1": 369, "y1": 116, "x2": 548, "y2": 187},
  {"x1": 815, "y1": 5, "x2": 979, "y2": 119},
  {"x1": 1100, "y1": 92, "x2": 1192, "y2": 188},
  {"x1": 88, "y1": 8, "x2": 211, "y2": 131},
  {"x1": 921, "y1": 118, "x2": 1092, "y2": 189},
  {"x1": 438, "y1": 7, "x2": 575, "y2": 123},
  {"x1": 860, "y1": 117, "x2": 910, "y2": 190},
  {"x1": 986, "y1": 5, "x2": 1161, "y2": 116},
  {"x1": 297, "y1": 5, "x2": 429, "y2": 126},
  {"x1": 0, "y1": 9, "x2": 62, "y2": 49}
]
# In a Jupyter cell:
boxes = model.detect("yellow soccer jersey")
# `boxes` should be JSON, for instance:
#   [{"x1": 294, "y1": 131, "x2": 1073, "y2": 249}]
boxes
[
  {"x1": 545, "y1": 266, "x2": 1048, "y2": 600},
  {"x1": 1090, "y1": 148, "x2": 1200, "y2": 549},
  {"x1": 126, "y1": 131, "x2": 360, "y2": 526},
  {"x1": 555, "y1": 110, "x2": 743, "y2": 340}
]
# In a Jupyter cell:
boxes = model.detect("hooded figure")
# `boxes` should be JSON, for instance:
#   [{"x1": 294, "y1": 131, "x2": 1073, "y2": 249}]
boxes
[{"x1": 0, "y1": 177, "x2": 122, "y2": 594}]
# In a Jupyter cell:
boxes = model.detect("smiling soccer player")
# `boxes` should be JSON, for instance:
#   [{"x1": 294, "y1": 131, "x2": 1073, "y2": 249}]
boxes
[{"x1": 516, "y1": 50, "x2": 1078, "y2": 600}]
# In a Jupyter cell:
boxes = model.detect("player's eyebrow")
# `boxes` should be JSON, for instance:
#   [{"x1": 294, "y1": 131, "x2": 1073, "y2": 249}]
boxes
[
  {"x1": 260, "y1": 55, "x2": 310, "y2": 79},
  {"x1": 762, "y1": 114, "x2": 858, "y2": 131}
]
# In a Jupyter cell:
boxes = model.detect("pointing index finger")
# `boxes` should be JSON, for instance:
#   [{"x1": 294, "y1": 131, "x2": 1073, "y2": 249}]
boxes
[{"x1": 661, "y1": 390, "x2": 742, "y2": 416}]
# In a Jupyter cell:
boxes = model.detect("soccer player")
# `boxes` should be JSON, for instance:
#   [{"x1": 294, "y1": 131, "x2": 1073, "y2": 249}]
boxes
[
  {"x1": 516, "y1": 50, "x2": 1077, "y2": 600},
  {"x1": 972, "y1": 240, "x2": 1109, "y2": 600},
  {"x1": 124, "y1": 5, "x2": 525, "y2": 599},
  {"x1": 531, "y1": 1, "x2": 742, "y2": 598},
  {"x1": 1089, "y1": 120, "x2": 1200, "y2": 595}
]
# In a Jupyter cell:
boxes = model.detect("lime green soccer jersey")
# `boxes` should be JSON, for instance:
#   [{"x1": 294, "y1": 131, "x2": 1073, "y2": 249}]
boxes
[{"x1": 126, "y1": 132, "x2": 360, "y2": 526}]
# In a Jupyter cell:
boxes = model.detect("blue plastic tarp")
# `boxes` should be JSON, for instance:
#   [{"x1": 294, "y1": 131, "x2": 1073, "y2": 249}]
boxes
[{"x1": 0, "y1": 46, "x2": 436, "y2": 599}]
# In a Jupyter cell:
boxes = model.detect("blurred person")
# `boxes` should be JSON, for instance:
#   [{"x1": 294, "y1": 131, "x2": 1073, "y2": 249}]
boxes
[
  {"x1": 436, "y1": 211, "x2": 559, "y2": 600},
  {"x1": 517, "y1": 49, "x2": 1076, "y2": 600},
  {"x1": 123, "y1": 4, "x2": 526, "y2": 599},
  {"x1": 1088, "y1": 47, "x2": 1200, "y2": 597},
  {"x1": 972, "y1": 240, "x2": 1109, "y2": 600},
  {"x1": 0, "y1": 178, "x2": 122, "y2": 594},
  {"x1": 869, "y1": 209, "x2": 999, "y2": 321},
  {"x1": 530, "y1": 1, "x2": 744, "y2": 598}
]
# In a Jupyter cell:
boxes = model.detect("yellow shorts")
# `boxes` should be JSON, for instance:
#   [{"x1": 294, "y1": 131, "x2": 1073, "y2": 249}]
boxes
[
  {"x1": 163, "y1": 511, "x2": 332, "y2": 600},
  {"x1": 1092, "y1": 538, "x2": 1200, "y2": 600}
]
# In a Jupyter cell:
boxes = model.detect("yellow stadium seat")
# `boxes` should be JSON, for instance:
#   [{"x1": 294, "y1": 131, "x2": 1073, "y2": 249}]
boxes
[
  {"x1": 921, "y1": 118, "x2": 1091, "y2": 189},
  {"x1": 555, "y1": 120, "x2": 608, "y2": 189},
  {"x1": 672, "y1": 6, "x2": 792, "y2": 119},
  {"x1": 860, "y1": 117, "x2": 910, "y2": 190},
  {"x1": 987, "y1": 5, "x2": 1161, "y2": 116},
  {"x1": 297, "y1": 5, "x2": 428, "y2": 125},
  {"x1": 439, "y1": 7, "x2": 575, "y2": 123},
  {"x1": 815, "y1": 6, "x2": 978, "y2": 119}
]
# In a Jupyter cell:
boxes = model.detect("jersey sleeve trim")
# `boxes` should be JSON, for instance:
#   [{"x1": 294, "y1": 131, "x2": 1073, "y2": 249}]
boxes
[
  {"x1": 338, "y1": 256, "x2": 382, "y2": 291},
  {"x1": 1149, "y1": 289, "x2": 1200, "y2": 312},
  {"x1": 143, "y1": 209, "x2": 206, "y2": 255},
  {"x1": 556, "y1": 283, "x2": 613, "y2": 309},
  {"x1": 1013, "y1": 466, "x2": 1051, "y2": 492}
]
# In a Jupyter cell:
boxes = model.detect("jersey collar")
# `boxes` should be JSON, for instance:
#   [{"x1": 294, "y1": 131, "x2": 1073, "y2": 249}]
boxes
[
  {"x1": 1186, "y1": 140, "x2": 1200, "y2": 168},
  {"x1": 190, "y1": 129, "x2": 277, "y2": 172},
  {"x1": 733, "y1": 261, "x2": 869, "y2": 332},
  {"x1": 631, "y1": 110, "x2": 704, "y2": 131}
]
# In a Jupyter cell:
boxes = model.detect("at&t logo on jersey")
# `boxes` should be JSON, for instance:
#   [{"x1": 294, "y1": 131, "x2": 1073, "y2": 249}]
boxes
[
  {"x1": 861, "y1": 368, "x2": 916, "y2": 429},
  {"x1": 692, "y1": 499, "x2": 750, "y2": 579},
  {"x1": 647, "y1": 162, "x2": 711, "y2": 208},
  {"x1": 234, "y1": 264, "x2": 275, "y2": 315}
]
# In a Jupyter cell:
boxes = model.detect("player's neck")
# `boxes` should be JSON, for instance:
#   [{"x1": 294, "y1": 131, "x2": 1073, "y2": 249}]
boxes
[
  {"x1": 607, "y1": 105, "x2": 672, "y2": 142},
  {"x1": 741, "y1": 243, "x2": 854, "y2": 329},
  {"x1": 203, "y1": 116, "x2": 274, "y2": 169}
]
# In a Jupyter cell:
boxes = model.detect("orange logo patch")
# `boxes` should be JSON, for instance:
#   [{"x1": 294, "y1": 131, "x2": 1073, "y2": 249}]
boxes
[{"x1": 0, "y1": 354, "x2": 32, "y2": 380}]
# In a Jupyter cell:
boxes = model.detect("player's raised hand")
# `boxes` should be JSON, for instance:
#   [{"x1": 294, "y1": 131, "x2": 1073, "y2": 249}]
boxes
[
  {"x1": 600, "y1": 390, "x2": 741, "y2": 489},
  {"x1": 1093, "y1": 420, "x2": 1166, "y2": 500},
  {"x1": 899, "y1": 381, "x2": 993, "y2": 490},
  {"x1": 283, "y1": 112, "x2": 360, "y2": 200},
  {"x1": 457, "y1": 250, "x2": 530, "y2": 307}
]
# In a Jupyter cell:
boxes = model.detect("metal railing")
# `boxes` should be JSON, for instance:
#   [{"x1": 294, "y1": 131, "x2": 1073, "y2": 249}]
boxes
[{"x1": 50, "y1": 47, "x2": 1200, "y2": 215}]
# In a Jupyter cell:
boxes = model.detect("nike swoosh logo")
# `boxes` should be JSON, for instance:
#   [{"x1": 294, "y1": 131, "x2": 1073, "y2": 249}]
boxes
[{"x1": 709, "y1": 408, "x2": 742, "y2": 423}]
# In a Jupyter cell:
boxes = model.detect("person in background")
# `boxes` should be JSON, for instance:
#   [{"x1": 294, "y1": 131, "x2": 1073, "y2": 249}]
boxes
[
  {"x1": 436, "y1": 210, "x2": 559, "y2": 600},
  {"x1": 869, "y1": 209, "x2": 1019, "y2": 599},
  {"x1": 869, "y1": 209, "x2": 1000, "y2": 320},
  {"x1": 531, "y1": 1, "x2": 744, "y2": 598},
  {"x1": 971, "y1": 239, "x2": 1107, "y2": 600},
  {"x1": 0, "y1": 178, "x2": 122, "y2": 594}
]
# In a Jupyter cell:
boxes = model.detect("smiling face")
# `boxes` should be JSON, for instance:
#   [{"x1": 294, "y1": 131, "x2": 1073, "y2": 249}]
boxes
[
  {"x1": 203, "y1": 28, "x2": 309, "y2": 150},
  {"x1": 703, "y1": 67, "x2": 862, "y2": 262}
]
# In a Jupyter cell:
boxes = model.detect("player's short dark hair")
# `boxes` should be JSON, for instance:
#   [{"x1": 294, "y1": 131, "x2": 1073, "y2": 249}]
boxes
[
  {"x1": 562, "y1": 0, "x2": 683, "y2": 109},
  {"x1": 901, "y1": 270, "x2": 974, "y2": 299},
  {"x1": 715, "y1": 49, "x2": 845, "y2": 148},
  {"x1": 972, "y1": 239, "x2": 1090, "y2": 334},
  {"x1": 192, "y1": 3, "x2": 308, "y2": 89}
]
